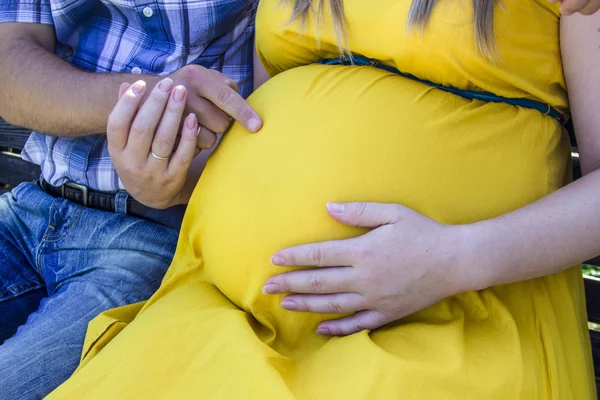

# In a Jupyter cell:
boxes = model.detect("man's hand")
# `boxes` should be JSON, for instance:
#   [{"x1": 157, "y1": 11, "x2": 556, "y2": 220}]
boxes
[
  {"x1": 550, "y1": 0, "x2": 600, "y2": 15},
  {"x1": 165, "y1": 64, "x2": 262, "y2": 149},
  {"x1": 107, "y1": 79, "x2": 202, "y2": 209},
  {"x1": 0, "y1": 23, "x2": 262, "y2": 138}
]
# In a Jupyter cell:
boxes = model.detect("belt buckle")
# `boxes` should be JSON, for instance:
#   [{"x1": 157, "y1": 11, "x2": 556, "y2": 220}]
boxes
[{"x1": 62, "y1": 181, "x2": 89, "y2": 207}]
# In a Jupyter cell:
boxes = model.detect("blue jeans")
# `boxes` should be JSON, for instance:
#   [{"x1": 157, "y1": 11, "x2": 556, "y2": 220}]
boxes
[{"x1": 0, "y1": 182, "x2": 179, "y2": 400}]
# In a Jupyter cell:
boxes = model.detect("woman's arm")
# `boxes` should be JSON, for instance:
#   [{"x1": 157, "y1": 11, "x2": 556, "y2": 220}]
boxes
[
  {"x1": 460, "y1": 13, "x2": 600, "y2": 289},
  {"x1": 262, "y1": 14, "x2": 600, "y2": 336}
]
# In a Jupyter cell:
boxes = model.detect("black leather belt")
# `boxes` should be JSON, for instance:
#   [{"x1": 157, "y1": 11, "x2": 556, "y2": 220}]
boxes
[{"x1": 39, "y1": 179, "x2": 150, "y2": 219}]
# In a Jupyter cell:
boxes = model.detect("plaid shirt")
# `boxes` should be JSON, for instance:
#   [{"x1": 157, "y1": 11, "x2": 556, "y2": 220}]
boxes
[{"x1": 0, "y1": 0, "x2": 255, "y2": 192}]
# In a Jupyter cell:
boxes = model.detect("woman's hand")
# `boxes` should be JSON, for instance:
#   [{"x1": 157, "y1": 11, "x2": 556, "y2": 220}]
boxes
[
  {"x1": 107, "y1": 78, "x2": 201, "y2": 209},
  {"x1": 551, "y1": 0, "x2": 600, "y2": 15},
  {"x1": 263, "y1": 202, "x2": 482, "y2": 336}
]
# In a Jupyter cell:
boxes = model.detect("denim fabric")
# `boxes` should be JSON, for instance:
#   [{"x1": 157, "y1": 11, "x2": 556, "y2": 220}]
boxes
[{"x1": 0, "y1": 182, "x2": 178, "y2": 400}]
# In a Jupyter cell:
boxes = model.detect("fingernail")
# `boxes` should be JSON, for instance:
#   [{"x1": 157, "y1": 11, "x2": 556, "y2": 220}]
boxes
[
  {"x1": 271, "y1": 255, "x2": 285, "y2": 266},
  {"x1": 317, "y1": 326, "x2": 331, "y2": 335},
  {"x1": 248, "y1": 117, "x2": 261, "y2": 132},
  {"x1": 187, "y1": 113, "x2": 197, "y2": 129},
  {"x1": 281, "y1": 300, "x2": 298, "y2": 310},
  {"x1": 158, "y1": 78, "x2": 173, "y2": 93},
  {"x1": 173, "y1": 86, "x2": 186, "y2": 103},
  {"x1": 327, "y1": 202, "x2": 345, "y2": 213},
  {"x1": 132, "y1": 81, "x2": 146, "y2": 95},
  {"x1": 262, "y1": 283, "x2": 279, "y2": 295}
]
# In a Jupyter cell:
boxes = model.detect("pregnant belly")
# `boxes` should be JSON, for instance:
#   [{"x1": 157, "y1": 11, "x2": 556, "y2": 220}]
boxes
[{"x1": 175, "y1": 64, "x2": 569, "y2": 348}]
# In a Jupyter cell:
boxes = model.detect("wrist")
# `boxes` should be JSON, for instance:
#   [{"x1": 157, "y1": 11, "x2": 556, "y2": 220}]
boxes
[{"x1": 441, "y1": 222, "x2": 496, "y2": 294}]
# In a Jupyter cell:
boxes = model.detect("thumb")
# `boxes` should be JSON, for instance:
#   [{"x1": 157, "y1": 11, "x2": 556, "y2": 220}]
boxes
[{"x1": 326, "y1": 202, "x2": 404, "y2": 228}]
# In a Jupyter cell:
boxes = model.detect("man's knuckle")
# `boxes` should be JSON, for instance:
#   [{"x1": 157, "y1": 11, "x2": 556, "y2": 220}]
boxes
[
  {"x1": 216, "y1": 88, "x2": 233, "y2": 106},
  {"x1": 201, "y1": 135, "x2": 217, "y2": 149},
  {"x1": 197, "y1": 137, "x2": 212, "y2": 150},
  {"x1": 180, "y1": 65, "x2": 200, "y2": 82},
  {"x1": 215, "y1": 117, "x2": 231, "y2": 134}
]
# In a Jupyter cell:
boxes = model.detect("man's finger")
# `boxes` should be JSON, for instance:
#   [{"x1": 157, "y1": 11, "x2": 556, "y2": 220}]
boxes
[
  {"x1": 196, "y1": 125, "x2": 217, "y2": 150},
  {"x1": 194, "y1": 74, "x2": 262, "y2": 133},
  {"x1": 317, "y1": 310, "x2": 389, "y2": 336},
  {"x1": 326, "y1": 202, "x2": 403, "y2": 228},
  {"x1": 169, "y1": 113, "x2": 198, "y2": 175},
  {"x1": 107, "y1": 80, "x2": 147, "y2": 152},
  {"x1": 279, "y1": 293, "x2": 366, "y2": 315},
  {"x1": 187, "y1": 96, "x2": 233, "y2": 134},
  {"x1": 224, "y1": 78, "x2": 238, "y2": 92},
  {"x1": 263, "y1": 266, "x2": 356, "y2": 295},
  {"x1": 271, "y1": 239, "x2": 359, "y2": 268}
]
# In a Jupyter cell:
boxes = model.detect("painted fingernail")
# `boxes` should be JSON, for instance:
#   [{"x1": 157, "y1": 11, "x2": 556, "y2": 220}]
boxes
[
  {"x1": 281, "y1": 300, "x2": 298, "y2": 310},
  {"x1": 317, "y1": 326, "x2": 331, "y2": 335},
  {"x1": 187, "y1": 113, "x2": 197, "y2": 129},
  {"x1": 173, "y1": 86, "x2": 186, "y2": 103},
  {"x1": 248, "y1": 117, "x2": 261, "y2": 132},
  {"x1": 262, "y1": 283, "x2": 279, "y2": 295},
  {"x1": 327, "y1": 202, "x2": 345, "y2": 213},
  {"x1": 132, "y1": 81, "x2": 146, "y2": 95},
  {"x1": 158, "y1": 78, "x2": 173, "y2": 93},
  {"x1": 271, "y1": 255, "x2": 285, "y2": 266}
]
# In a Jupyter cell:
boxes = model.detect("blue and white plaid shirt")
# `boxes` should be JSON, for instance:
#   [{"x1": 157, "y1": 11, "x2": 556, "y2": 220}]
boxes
[{"x1": 0, "y1": 0, "x2": 256, "y2": 192}]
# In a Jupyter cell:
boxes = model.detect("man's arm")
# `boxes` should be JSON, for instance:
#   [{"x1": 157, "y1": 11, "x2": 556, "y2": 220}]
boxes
[{"x1": 0, "y1": 23, "x2": 162, "y2": 136}]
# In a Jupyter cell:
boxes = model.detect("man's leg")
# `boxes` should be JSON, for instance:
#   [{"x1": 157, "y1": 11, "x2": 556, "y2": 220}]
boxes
[
  {"x1": 0, "y1": 185, "x2": 178, "y2": 400},
  {"x1": 0, "y1": 183, "x2": 50, "y2": 344}
]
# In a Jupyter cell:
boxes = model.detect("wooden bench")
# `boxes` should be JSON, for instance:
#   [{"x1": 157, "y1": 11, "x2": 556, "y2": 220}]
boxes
[
  {"x1": 1, "y1": 118, "x2": 599, "y2": 394},
  {"x1": 0, "y1": 118, "x2": 40, "y2": 195}
]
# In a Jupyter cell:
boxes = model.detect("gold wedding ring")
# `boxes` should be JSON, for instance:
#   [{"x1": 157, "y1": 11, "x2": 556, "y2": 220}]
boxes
[{"x1": 151, "y1": 151, "x2": 169, "y2": 161}]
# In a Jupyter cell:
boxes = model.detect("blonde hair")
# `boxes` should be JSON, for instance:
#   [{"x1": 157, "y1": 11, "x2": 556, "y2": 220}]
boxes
[{"x1": 286, "y1": 0, "x2": 496, "y2": 58}]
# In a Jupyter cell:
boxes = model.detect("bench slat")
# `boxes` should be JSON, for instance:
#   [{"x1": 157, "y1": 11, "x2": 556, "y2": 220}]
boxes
[
  {"x1": 585, "y1": 278, "x2": 600, "y2": 325},
  {"x1": 0, "y1": 119, "x2": 31, "y2": 150},
  {"x1": 0, "y1": 153, "x2": 40, "y2": 186}
]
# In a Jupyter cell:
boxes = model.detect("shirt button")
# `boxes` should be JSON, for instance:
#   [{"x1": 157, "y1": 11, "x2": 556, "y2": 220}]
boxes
[
  {"x1": 131, "y1": 67, "x2": 142, "y2": 75},
  {"x1": 143, "y1": 7, "x2": 154, "y2": 18}
]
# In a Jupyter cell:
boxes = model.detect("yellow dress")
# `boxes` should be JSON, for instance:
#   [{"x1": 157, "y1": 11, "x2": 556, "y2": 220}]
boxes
[{"x1": 48, "y1": 0, "x2": 595, "y2": 398}]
